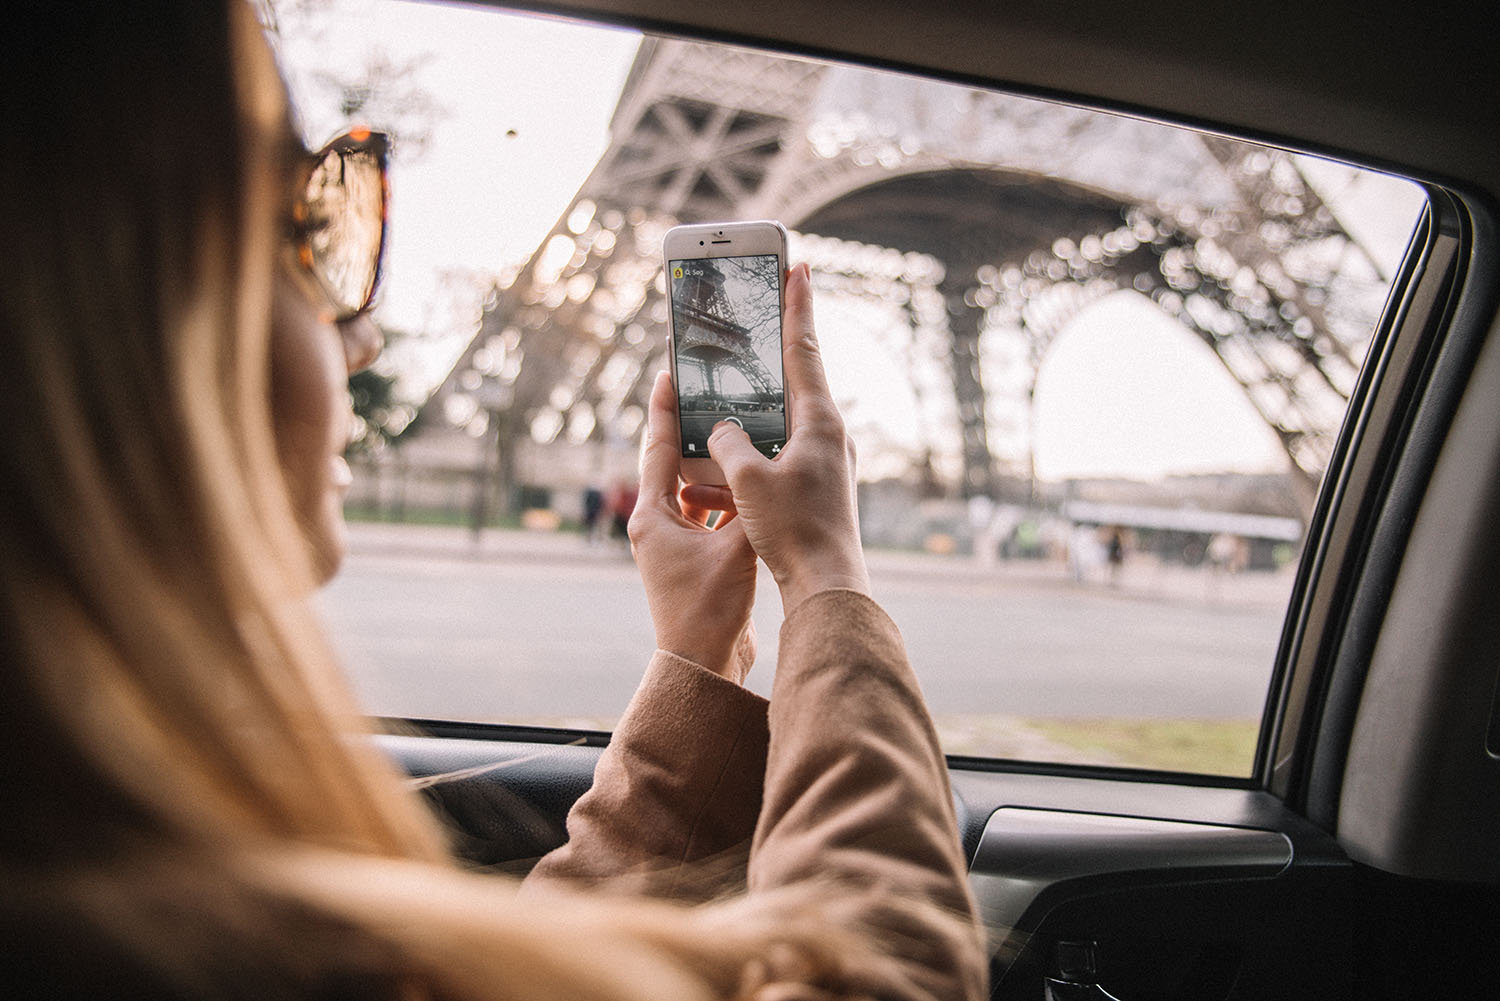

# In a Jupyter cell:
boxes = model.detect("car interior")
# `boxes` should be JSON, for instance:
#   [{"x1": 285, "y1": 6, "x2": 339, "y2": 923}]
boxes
[{"x1": 284, "y1": 1, "x2": 1500, "y2": 997}]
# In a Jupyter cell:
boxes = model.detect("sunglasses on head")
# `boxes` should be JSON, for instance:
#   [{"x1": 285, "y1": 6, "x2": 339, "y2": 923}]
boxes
[{"x1": 291, "y1": 128, "x2": 390, "y2": 322}]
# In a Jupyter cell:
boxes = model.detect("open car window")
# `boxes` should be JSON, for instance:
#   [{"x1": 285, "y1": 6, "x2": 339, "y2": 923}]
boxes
[{"x1": 270, "y1": 0, "x2": 1426, "y2": 778}]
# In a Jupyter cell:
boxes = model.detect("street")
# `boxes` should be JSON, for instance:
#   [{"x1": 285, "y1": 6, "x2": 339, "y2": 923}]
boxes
[{"x1": 318, "y1": 523, "x2": 1289, "y2": 762}]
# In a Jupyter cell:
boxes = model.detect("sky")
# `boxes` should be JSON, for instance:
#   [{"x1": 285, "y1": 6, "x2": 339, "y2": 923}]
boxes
[
  {"x1": 273, "y1": 0, "x2": 642, "y2": 378},
  {"x1": 1033, "y1": 292, "x2": 1288, "y2": 480},
  {"x1": 272, "y1": 0, "x2": 1426, "y2": 485}
]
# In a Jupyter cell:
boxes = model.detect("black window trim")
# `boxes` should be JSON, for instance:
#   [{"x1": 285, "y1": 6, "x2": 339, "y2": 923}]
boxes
[{"x1": 1264, "y1": 185, "x2": 1496, "y2": 822}]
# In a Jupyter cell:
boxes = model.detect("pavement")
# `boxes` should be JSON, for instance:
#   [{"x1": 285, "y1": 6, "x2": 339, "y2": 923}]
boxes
[{"x1": 343, "y1": 519, "x2": 1298, "y2": 612}]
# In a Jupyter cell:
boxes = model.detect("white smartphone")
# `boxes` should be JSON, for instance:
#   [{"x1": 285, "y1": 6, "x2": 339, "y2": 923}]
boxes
[{"x1": 663, "y1": 220, "x2": 790, "y2": 486}]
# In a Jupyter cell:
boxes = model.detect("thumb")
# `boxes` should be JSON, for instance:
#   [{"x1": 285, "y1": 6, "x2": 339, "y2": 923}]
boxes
[{"x1": 707, "y1": 420, "x2": 764, "y2": 490}]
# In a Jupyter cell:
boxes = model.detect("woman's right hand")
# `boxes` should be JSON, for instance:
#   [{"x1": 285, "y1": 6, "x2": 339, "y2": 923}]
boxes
[{"x1": 688, "y1": 262, "x2": 871, "y2": 614}]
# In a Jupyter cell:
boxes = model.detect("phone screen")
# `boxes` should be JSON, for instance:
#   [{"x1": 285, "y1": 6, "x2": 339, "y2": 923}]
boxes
[{"x1": 668, "y1": 253, "x2": 786, "y2": 459}]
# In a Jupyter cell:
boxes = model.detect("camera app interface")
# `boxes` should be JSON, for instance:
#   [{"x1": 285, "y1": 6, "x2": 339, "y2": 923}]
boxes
[{"x1": 669, "y1": 254, "x2": 786, "y2": 459}]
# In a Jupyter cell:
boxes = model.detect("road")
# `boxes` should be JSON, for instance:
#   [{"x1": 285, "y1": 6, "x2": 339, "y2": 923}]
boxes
[{"x1": 317, "y1": 523, "x2": 1291, "y2": 747}]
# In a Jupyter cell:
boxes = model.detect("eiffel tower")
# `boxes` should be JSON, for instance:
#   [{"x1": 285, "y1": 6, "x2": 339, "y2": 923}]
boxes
[
  {"x1": 430, "y1": 35, "x2": 1392, "y2": 507},
  {"x1": 671, "y1": 258, "x2": 778, "y2": 400}
]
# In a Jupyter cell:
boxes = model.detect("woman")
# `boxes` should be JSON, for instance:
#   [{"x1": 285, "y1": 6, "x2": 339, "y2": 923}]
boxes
[{"x1": 0, "y1": 3, "x2": 985, "y2": 999}]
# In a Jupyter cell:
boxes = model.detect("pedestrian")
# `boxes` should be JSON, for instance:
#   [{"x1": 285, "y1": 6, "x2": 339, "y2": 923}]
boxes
[
  {"x1": 583, "y1": 483, "x2": 605, "y2": 544},
  {"x1": 1106, "y1": 524, "x2": 1127, "y2": 585},
  {"x1": 607, "y1": 476, "x2": 638, "y2": 540}
]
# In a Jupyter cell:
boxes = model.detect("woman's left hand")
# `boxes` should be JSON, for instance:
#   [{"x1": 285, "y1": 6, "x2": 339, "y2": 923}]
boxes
[{"x1": 627, "y1": 370, "x2": 758, "y2": 683}]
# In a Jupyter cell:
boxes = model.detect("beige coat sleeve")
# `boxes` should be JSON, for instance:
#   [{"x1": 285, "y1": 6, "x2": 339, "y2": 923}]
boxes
[
  {"x1": 748, "y1": 589, "x2": 985, "y2": 1001},
  {"x1": 527, "y1": 589, "x2": 986, "y2": 1000},
  {"x1": 525, "y1": 650, "x2": 771, "y2": 900}
]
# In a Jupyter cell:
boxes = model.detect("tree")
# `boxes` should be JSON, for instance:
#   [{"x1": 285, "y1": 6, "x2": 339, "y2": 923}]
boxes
[
  {"x1": 257, "y1": 0, "x2": 447, "y2": 156},
  {"x1": 345, "y1": 326, "x2": 426, "y2": 454},
  {"x1": 259, "y1": 0, "x2": 443, "y2": 454}
]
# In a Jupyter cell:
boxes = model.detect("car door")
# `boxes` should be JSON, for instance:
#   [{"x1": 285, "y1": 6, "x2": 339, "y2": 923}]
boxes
[{"x1": 277, "y1": 1, "x2": 1500, "y2": 997}]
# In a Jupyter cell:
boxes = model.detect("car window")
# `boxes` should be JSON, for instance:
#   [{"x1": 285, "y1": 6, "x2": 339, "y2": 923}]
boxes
[{"x1": 270, "y1": 0, "x2": 1426, "y2": 777}]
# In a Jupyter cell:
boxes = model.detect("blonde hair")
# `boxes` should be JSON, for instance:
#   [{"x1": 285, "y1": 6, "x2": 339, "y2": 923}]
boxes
[
  {"x1": 0, "y1": 5, "x2": 964, "y2": 999},
  {"x1": 0, "y1": 0, "x2": 449, "y2": 861}
]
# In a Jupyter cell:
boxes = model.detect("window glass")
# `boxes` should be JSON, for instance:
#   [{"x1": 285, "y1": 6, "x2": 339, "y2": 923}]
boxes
[{"x1": 271, "y1": 0, "x2": 1427, "y2": 776}]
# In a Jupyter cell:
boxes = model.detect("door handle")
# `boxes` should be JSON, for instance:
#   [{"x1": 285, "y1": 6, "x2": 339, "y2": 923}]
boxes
[
  {"x1": 1043, "y1": 940, "x2": 1124, "y2": 1001},
  {"x1": 1044, "y1": 981, "x2": 1123, "y2": 1001}
]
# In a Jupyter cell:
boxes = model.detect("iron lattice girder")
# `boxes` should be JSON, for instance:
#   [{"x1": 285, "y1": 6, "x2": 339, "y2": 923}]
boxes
[
  {"x1": 966, "y1": 138, "x2": 1373, "y2": 490},
  {"x1": 798, "y1": 169, "x2": 1130, "y2": 497},
  {"x1": 431, "y1": 35, "x2": 1384, "y2": 498}
]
